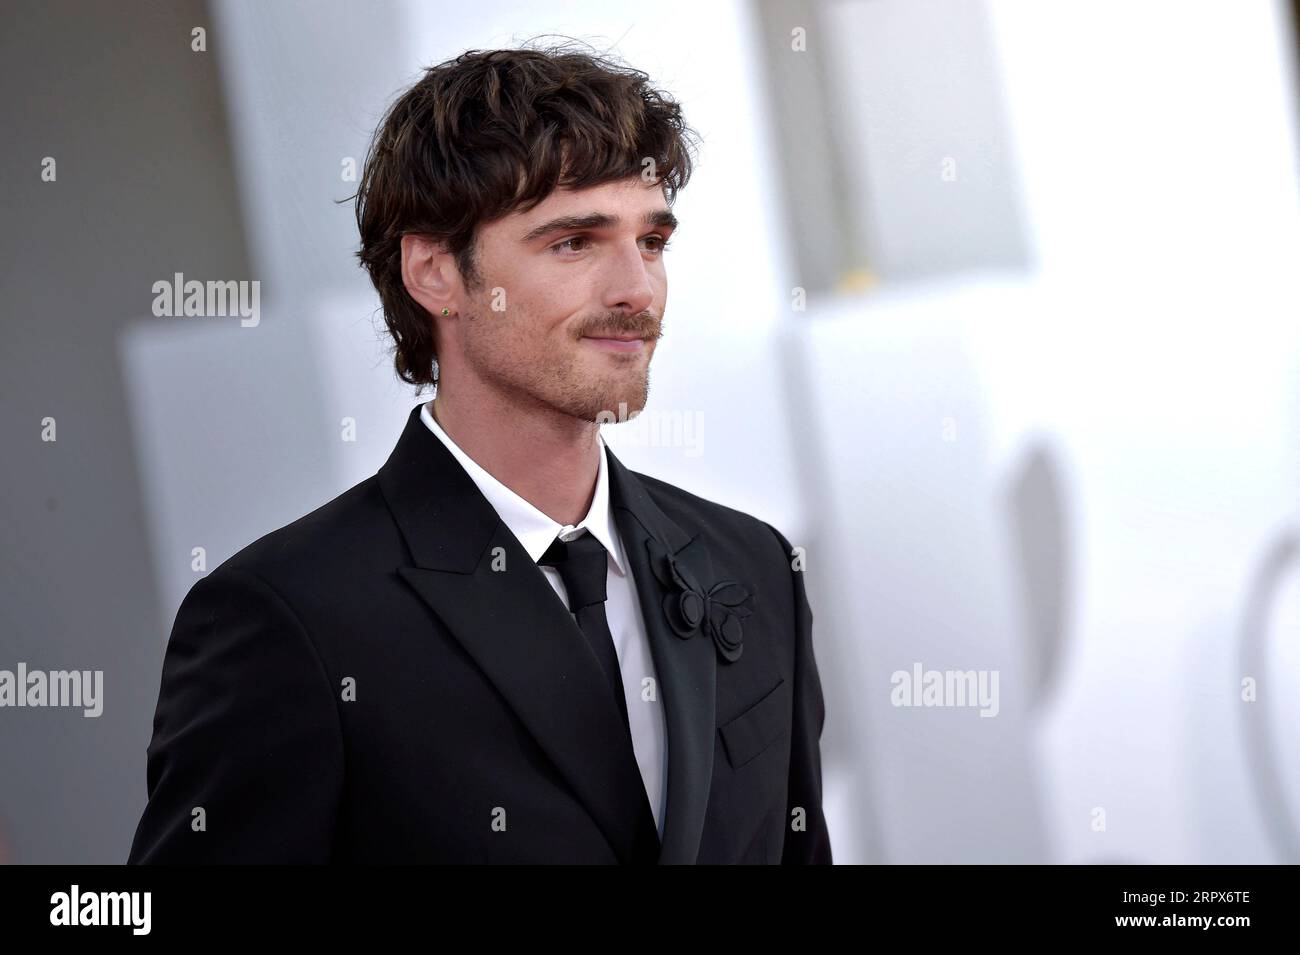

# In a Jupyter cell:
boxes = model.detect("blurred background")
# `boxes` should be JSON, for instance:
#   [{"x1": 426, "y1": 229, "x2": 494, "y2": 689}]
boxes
[{"x1": 2, "y1": 0, "x2": 1299, "y2": 864}]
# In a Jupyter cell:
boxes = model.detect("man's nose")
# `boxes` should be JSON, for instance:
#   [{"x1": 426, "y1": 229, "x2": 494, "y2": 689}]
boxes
[{"x1": 600, "y1": 241, "x2": 657, "y2": 315}]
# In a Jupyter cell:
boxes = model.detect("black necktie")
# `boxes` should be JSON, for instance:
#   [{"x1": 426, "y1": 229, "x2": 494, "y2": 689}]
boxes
[
  {"x1": 538, "y1": 530, "x2": 662, "y2": 861},
  {"x1": 538, "y1": 531, "x2": 633, "y2": 739}
]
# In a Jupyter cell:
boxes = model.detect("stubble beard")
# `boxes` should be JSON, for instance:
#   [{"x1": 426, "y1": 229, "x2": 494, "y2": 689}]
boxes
[{"x1": 461, "y1": 306, "x2": 654, "y2": 425}]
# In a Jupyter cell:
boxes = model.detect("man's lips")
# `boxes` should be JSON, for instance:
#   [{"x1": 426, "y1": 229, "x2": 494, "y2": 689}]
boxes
[{"x1": 583, "y1": 334, "x2": 649, "y2": 352}]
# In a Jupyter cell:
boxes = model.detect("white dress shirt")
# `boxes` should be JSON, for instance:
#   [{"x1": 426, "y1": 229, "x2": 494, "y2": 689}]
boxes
[{"x1": 419, "y1": 400, "x2": 668, "y2": 837}]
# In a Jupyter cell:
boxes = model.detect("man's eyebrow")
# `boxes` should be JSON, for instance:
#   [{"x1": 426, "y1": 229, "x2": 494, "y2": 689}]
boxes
[{"x1": 519, "y1": 209, "x2": 679, "y2": 244}]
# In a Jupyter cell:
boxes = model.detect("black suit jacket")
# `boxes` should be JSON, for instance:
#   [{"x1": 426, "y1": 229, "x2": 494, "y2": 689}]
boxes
[{"x1": 128, "y1": 402, "x2": 832, "y2": 864}]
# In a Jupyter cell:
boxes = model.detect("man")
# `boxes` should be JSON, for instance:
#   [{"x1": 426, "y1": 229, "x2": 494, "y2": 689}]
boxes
[{"x1": 128, "y1": 43, "x2": 831, "y2": 864}]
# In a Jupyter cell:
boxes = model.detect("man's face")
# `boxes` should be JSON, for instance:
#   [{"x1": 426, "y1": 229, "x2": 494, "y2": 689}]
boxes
[{"x1": 456, "y1": 176, "x2": 675, "y2": 423}]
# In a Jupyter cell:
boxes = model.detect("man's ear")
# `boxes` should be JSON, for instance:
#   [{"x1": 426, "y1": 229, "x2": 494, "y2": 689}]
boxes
[{"x1": 400, "y1": 234, "x2": 457, "y2": 316}]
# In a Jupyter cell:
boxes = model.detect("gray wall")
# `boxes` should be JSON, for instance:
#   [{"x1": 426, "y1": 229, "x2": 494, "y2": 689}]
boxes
[{"x1": 0, "y1": 0, "x2": 249, "y2": 863}]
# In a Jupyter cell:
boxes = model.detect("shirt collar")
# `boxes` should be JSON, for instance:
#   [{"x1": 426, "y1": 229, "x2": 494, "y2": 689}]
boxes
[{"x1": 419, "y1": 399, "x2": 627, "y2": 576}]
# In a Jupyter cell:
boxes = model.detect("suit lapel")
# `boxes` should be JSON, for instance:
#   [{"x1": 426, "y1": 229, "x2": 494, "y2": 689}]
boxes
[
  {"x1": 378, "y1": 403, "x2": 716, "y2": 865},
  {"x1": 605, "y1": 446, "x2": 717, "y2": 865},
  {"x1": 379, "y1": 404, "x2": 651, "y2": 863}
]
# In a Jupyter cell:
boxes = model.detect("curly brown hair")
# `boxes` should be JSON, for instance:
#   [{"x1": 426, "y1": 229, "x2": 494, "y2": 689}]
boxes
[{"x1": 351, "y1": 39, "x2": 700, "y2": 389}]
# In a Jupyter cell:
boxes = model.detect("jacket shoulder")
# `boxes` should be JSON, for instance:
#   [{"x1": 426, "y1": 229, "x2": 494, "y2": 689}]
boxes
[
  {"x1": 210, "y1": 473, "x2": 397, "y2": 591},
  {"x1": 629, "y1": 469, "x2": 795, "y2": 566}
]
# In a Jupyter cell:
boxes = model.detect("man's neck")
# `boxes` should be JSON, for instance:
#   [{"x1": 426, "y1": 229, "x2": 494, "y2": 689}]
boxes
[{"x1": 429, "y1": 391, "x2": 600, "y2": 527}]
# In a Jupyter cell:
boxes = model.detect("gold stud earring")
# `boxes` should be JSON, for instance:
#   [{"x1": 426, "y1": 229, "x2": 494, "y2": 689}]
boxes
[{"x1": 441, "y1": 307, "x2": 450, "y2": 316}]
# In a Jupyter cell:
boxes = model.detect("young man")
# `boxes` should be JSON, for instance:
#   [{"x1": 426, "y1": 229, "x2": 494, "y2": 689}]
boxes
[{"x1": 128, "y1": 43, "x2": 831, "y2": 864}]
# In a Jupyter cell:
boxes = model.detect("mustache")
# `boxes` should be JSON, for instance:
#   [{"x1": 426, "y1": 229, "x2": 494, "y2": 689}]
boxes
[{"x1": 580, "y1": 314, "x2": 662, "y2": 340}]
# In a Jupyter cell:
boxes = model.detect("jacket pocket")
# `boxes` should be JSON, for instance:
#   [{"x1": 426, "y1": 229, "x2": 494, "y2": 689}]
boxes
[{"x1": 718, "y1": 677, "x2": 790, "y2": 770}]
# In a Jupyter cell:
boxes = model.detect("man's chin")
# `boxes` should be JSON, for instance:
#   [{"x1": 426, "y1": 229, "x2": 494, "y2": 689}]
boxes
[
  {"x1": 570, "y1": 383, "x2": 648, "y2": 425},
  {"x1": 534, "y1": 362, "x2": 649, "y2": 423},
  {"x1": 591, "y1": 395, "x2": 646, "y2": 424}
]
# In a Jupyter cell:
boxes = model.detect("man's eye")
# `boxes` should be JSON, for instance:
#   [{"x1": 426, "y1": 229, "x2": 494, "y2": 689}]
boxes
[
  {"x1": 551, "y1": 236, "x2": 591, "y2": 254},
  {"x1": 549, "y1": 235, "x2": 674, "y2": 255}
]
